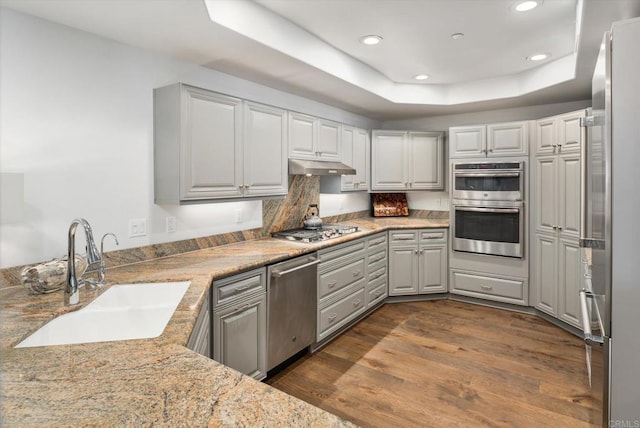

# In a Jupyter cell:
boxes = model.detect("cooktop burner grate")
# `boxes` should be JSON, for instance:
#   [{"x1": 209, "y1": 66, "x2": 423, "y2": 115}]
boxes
[{"x1": 272, "y1": 224, "x2": 358, "y2": 242}]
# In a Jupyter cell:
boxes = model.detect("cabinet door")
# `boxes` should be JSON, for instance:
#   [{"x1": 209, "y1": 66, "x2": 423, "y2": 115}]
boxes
[
  {"x1": 243, "y1": 102, "x2": 288, "y2": 197},
  {"x1": 534, "y1": 156, "x2": 558, "y2": 234},
  {"x1": 213, "y1": 293, "x2": 267, "y2": 380},
  {"x1": 418, "y1": 245, "x2": 447, "y2": 294},
  {"x1": 558, "y1": 153, "x2": 581, "y2": 236},
  {"x1": 288, "y1": 112, "x2": 316, "y2": 160},
  {"x1": 353, "y1": 128, "x2": 370, "y2": 190},
  {"x1": 557, "y1": 110, "x2": 583, "y2": 154},
  {"x1": 535, "y1": 117, "x2": 556, "y2": 155},
  {"x1": 408, "y1": 132, "x2": 444, "y2": 190},
  {"x1": 487, "y1": 121, "x2": 529, "y2": 156},
  {"x1": 534, "y1": 233, "x2": 558, "y2": 316},
  {"x1": 449, "y1": 125, "x2": 486, "y2": 158},
  {"x1": 388, "y1": 246, "x2": 418, "y2": 295},
  {"x1": 316, "y1": 119, "x2": 341, "y2": 161},
  {"x1": 340, "y1": 125, "x2": 356, "y2": 191},
  {"x1": 371, "y1": 131, "x2": 407, "y2": 190},
  {"x1": 180, "y1": 87, "x2": 243, "y2": 200},
  {"x1": 558, "y1": 238, "x2": 582, "y2": 329}
]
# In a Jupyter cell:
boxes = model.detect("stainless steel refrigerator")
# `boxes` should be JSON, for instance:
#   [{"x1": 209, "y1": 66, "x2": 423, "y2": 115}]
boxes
[{"x1": 580, "y1": 16, "x2": 640, "y2": 427}]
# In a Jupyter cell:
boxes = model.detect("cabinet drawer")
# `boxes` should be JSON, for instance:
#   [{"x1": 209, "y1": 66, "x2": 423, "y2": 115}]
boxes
[
  {"x1": 318, "y1": 282, "x2": 366, "y2": 340},
  {"x1": 367, "y1": 233, "x2": 387, "y2": 250},
  {"x1": 319, "y1": 239, "x2": 366, "y2": 263},
  {"x1": 319, "y1": 258, "x2": 365, "y2": 300},
  {"x1": 368, "y1": 265, "x2": 387, "y2": 283},
  {"x1": 367, "y1": 249, "x2": 387, "y2": 267},
  {"x1": 367, "y1": 279, "x2": 388, "y2": 309},
  {"x1": 450, "y1": 270, "x2": 526, "y2": 305},
  {"x1": 419, "y1": 229, "x2": 447, "y2": 244},
  {"x1": 389, "y1": 230, "x2": 418, "y2": 245},
  {"x1": 213, "y1": 268, "x2": 266, "y2": 307}
]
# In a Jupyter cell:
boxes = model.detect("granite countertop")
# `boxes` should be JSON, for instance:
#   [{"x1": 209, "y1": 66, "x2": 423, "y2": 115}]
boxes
[{"x1": 0, "y1": 217, "x2": 447, "y2": 426}]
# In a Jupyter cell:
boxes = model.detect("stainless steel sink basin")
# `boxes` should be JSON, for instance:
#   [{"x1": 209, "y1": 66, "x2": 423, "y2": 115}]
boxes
[{"x1": 15, "y1": 281, "x2": 191, "y2": 348}]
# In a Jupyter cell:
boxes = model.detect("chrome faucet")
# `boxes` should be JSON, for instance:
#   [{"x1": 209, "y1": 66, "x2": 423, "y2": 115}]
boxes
[
  {"x1": 97, "y1": 232, "x2": 119, "y2": 286},
  {"x1": 65, "y1": 218, "x2": 102, "y2": 305}
]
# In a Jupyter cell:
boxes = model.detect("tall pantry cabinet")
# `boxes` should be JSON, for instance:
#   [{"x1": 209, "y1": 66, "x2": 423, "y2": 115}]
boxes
[{"x1": 531, "y1": 110, "x2": 585, "y2": 329}]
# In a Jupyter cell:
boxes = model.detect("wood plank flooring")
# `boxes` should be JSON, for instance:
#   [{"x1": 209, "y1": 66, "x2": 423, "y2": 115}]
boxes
[{"x1": 266, "y1": 300, "x2": 603, "y2": 427}]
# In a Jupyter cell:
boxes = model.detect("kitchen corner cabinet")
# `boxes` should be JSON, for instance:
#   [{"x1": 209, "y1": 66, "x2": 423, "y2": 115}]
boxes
[
  {"x1": 288, "y1": 112, "x2": 340, "y2": 161},
  {"x1": 153, "y1": 83, "x2": 287, "y2": 204},
  {"x1": 371, "y1": 130, "x2": 444, "y2": 191},
  {"x1": 388, "y1": 229, "x2": 448, "y2": 296},
  {"x1": 340, "y1": 126, "x2": 370, "y2": 191},
  {"x1": 212, "y1": 268, "x2": 267, "y2": 381},
  {"x1": 531, "y1": 110, "x2": 584, "y2": 330},
  {"x1": 449, "y1": 121, "x2": 529, "y2": 158},
  {"x1": 534, "y1": 109, "x2": 584, "y2": 156}
]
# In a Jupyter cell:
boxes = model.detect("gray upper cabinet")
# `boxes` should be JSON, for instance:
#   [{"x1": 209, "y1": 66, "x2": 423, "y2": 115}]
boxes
[
  {"x1": 288, "y1": 112, "x2": 340, "y2": 161},
  {"x1": 534, "y1": 109, "x2": 584, "y2": 156},
  {"x1": 242, "y1": 102, "x2": 288, "y2": 197},
  {"x1": 371, "y1": 130, "x2": 444, "y2": 191},
  {"x1": 449, "y1": 121, "x2": 529, "y2": 158},
  {"x1": 339, "y1": 125, "x2": 369, "y2": 192},
  {"x1": 153, "y1": 83, "x2": 287, "y2": 204}
]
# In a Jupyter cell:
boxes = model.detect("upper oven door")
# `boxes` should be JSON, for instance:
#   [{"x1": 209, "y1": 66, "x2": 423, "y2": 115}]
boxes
[{"x1": 453, "y1": 161, "x2": 524, "y2": 201}]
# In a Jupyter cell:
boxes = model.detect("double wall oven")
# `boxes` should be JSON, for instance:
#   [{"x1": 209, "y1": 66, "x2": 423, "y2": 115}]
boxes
[{"x1": 452, "y1": 161, "x2": 525, "y2": 258}]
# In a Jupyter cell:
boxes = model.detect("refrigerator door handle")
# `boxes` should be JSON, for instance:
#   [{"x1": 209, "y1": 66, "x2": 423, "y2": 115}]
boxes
[{"x1": 579, "y1": 289, "x2": 605, "y2": 347}]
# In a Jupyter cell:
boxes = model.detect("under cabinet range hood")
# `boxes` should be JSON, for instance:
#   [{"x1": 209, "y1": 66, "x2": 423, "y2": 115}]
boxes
[{"x1": 288, "y1": 159, "x2": 355, "y2": 176}]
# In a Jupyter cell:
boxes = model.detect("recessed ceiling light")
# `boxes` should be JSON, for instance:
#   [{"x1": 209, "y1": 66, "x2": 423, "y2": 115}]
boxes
[
  {"x1": 359, "y1": 35, "x2": 382, "y2": 46},
  {"x1": 527, "y1": 53, "x2": 550, "y2": 61},
  {"x1": 451, "y1": 33, "x2": 464, "y2": 40},
  {"x1": 514, "y1": 0, "x2": 541, "y2": 12},
  {"x1": 414, "y1": 74, "x2": 429, "y2": 81}
]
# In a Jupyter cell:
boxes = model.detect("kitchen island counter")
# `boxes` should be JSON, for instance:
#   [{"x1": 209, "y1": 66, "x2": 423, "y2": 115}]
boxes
[{"x1": 0, "y1": 216, "x2": 447, "y2": 426}]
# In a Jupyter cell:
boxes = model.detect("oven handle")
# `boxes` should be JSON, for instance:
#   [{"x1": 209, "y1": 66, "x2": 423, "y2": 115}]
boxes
[
  {"x1": 454, "y1": 172, "x2": 521, "y2": 178},
  {"x1": 454, "y1": 206, "x2": 520, "y2": 214}
]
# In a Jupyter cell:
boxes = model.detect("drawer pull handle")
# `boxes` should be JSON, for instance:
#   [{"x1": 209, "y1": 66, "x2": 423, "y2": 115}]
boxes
[
  {"x1": 328, "y1": 313, "x2": 338, "y2": 322},
  {"x1": 353, "y1": 270, "x2": 362, "y2": 277},
  {"x1": 480, "y1": 285, "x2": 493, "y2": 291},
  {"x1": 353, "y1": 299, "x2": 361, "y2": 307},
  {"x1": 328, "y1": 281, "x2": 337, "y2": 288},
  {"x1": 423, "y1": 235, "x2": 442, "y2": 239},
  {"x1": 233, "y1": 303, "x2": 250, "y2": 313},
  {"x1": 235, "y1": 284, "x2": 251, "y2": 292}
]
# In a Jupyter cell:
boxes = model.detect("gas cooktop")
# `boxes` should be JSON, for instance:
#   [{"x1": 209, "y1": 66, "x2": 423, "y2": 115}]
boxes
[{"x1": 272, "y1": 224, "x2": 359, "y2": 243}]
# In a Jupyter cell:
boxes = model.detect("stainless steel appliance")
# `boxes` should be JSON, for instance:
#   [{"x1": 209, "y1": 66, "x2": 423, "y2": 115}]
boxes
[
  {"x1": 452, "y1": 161, "x2": 524, "y2": 201},
  {"x1": 579, "y1": 17, "x2": 640, "y2": 426},
  {"x1": 272, "y1": 224, "x2": 358, "y2": 243},
  {"x1": 267, "y1": 254, "x2": 319, "y2": 371},
  {"x1": 452, "y1": 199, "x2": 524, "y2": 258}
]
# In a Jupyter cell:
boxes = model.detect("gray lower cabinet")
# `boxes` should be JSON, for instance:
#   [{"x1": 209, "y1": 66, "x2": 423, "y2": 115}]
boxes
[
  {"x1": 449, "y1": 270, "x2": 527, "y2": 305},
  {"x1": 388, "y1": 229, "x2": 448, "y2": 296},
  {"x1": 366, "y1": 233, "x2": 388, "y2": 309},
  {"x1": 317, "y1": 240, "x2": 367, "y2": 342},
  {"x1": 187, "y1": 294, "x2": 210, "y2": 358},
  {"x1": 212, "y1": 268, "x2": 267, "y2": 381}
]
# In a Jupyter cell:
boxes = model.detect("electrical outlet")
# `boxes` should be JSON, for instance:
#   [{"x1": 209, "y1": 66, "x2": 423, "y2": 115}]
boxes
[
  {"x1": 128, "y1": 218, "x2": 147, "y2": 237},
  {"x1": 235, "y1": 209, "x2": 242, "y2": 224},
  {"x1": 166, "y1": 216, "x2": 176, "y2": 233}
]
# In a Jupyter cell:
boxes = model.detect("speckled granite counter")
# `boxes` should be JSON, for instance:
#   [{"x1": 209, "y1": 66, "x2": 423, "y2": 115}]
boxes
[{"x1": 1, "y1": 217, "x2": 447, "y2": 426}]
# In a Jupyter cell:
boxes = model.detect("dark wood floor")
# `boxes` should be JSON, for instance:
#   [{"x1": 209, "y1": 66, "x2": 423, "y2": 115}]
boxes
[{"x1": 266, "y1": 300, "x2": 603, "y2": 427}]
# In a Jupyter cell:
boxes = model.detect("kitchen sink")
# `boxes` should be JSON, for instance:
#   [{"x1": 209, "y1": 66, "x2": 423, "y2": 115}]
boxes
[{"x1": 15, "y1": 281, "x2": 191, "y2": 348}]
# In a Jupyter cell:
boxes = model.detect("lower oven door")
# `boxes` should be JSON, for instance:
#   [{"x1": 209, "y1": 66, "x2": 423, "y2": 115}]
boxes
[{"x1": 452, "y1": 200, "x2": 524, "y2": 258}]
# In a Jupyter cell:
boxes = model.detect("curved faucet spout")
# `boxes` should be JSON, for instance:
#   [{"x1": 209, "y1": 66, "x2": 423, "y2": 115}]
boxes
[{"x1": 65, "y1": 218, "x2": 101, "y2": 306}]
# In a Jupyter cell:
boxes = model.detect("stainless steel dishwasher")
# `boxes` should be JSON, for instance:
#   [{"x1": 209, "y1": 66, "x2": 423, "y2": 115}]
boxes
[{"x1": 267, "y1": 253, "x2": 319, "y2": 371}]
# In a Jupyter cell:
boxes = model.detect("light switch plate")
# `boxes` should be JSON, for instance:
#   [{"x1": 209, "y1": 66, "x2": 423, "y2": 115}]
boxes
[{"x1": 128, "y1": 218, "x2": 147, "y2": 237}]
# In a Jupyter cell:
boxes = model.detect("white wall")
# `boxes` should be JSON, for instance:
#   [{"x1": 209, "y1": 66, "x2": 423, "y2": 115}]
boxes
[{"x1": 0, "y1": 8, "x2": 376, "y2": 268}]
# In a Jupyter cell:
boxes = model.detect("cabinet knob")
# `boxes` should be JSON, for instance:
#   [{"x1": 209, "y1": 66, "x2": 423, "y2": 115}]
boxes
[
  {"x1": 419, "y1": 249, "x2": 424, "y2": 254},
  {"x1": 558, "y1": 225, "x2": 563, "y2": 230},
  {"x1": 488, "y1": 148, "x2": 493, "y2": 152},
  {"x1": 414, "y1": 250, "x2": 419, "y2": 255}
]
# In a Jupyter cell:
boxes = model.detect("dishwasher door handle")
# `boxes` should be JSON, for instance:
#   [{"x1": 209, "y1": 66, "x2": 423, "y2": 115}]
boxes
[{"x1": 271, "y1": 259, "x2": 320, "y2": 278}]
